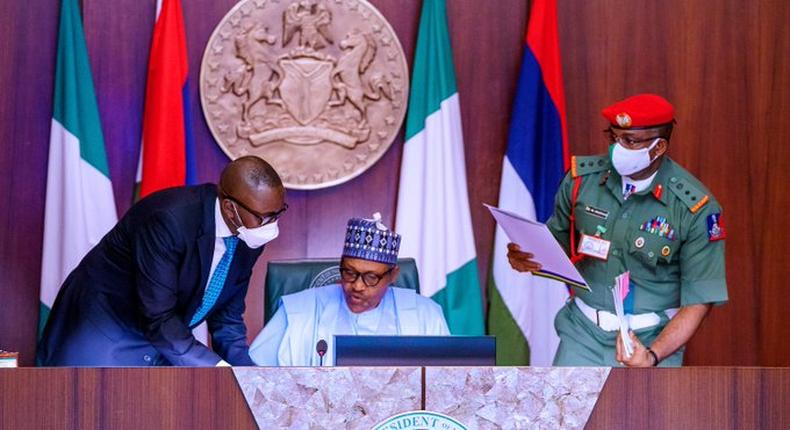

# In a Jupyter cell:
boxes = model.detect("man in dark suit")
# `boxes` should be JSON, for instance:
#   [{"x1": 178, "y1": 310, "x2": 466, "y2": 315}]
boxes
[{"x1": 37, "y1": 156, "x2": 287, "y2": 366}]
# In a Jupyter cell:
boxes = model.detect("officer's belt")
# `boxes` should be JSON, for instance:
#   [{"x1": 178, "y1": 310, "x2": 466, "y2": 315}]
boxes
[{"x1": 574, "y1": 297, "x2": 678, "y2": 332}]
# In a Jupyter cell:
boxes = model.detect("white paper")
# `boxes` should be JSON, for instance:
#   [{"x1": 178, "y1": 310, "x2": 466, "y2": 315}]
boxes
[{"x1": 485, "y1": 204, "x2": 589, "y2": 291}]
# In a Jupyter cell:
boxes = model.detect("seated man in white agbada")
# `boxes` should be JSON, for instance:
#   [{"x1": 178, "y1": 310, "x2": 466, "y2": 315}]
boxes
[{"x1": 250, "y1": 213, "x2": 449, "y2": 366}]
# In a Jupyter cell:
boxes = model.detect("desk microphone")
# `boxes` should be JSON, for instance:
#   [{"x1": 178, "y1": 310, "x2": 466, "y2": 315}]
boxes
[{"x1": 316, "y1": 339, "x2": 328, "y2": 366}]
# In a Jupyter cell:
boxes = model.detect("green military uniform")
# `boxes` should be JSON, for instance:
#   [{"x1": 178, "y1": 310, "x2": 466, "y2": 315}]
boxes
[{"x1": 546, "y1": 154, "x2": 728, "y2": 366}]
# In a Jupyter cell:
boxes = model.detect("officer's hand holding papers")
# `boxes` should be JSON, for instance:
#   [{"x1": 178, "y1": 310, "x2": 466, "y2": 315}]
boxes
[
  {"x1": 612, "y1": 272, "x2": 634, "y2": 358},
  {"x1": 485, "y1": 204, "x2": 590, "y2": 291}
]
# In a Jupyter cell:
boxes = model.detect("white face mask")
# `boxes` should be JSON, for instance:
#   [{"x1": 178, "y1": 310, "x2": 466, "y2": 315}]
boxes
[
  {"x1": 610, "y1": 138, "x2": 660, "y2": 177},
  {"x1": 231, "y1": 204, "x2": 280, "y2": 249}
]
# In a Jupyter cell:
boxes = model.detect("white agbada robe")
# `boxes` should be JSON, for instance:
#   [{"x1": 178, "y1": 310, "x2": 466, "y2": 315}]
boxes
[{"x1": 249, "y1": 284, "x2": 450, "y2": 366}]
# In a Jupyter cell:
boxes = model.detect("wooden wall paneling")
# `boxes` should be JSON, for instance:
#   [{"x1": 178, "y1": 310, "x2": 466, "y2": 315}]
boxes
[
  {"x1": 751, "y1": 0, "x2": 790, "y2": 367},
  {"x1": 0, "y1": 1, "x2": 59, "y2": 367},
  {"x1": 83, "y1": 0, "x2": 154, "y2": 215},
  {"x1": 743, "y1": 0, "x2": 788, "y2": 365},
  {"x1": 445, "y1": 0, "x2": 529, "y2": 305},
  {"x1": 665, "y1": 0, "x2": 762, "y2": 366}
]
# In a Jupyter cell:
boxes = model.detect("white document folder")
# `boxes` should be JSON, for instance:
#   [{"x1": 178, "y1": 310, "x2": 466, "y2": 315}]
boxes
[{"x1": 485, "y1": 204, "x2": 590, "y2": 291}]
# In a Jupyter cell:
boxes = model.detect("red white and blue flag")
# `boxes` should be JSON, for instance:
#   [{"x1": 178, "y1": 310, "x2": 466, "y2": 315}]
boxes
[
  {"x1": 137, "y1": 0, "x2": 197, "y2": 199},
  {"x1": 487, "y1": 0, "x2": 571, "y2": 365}
]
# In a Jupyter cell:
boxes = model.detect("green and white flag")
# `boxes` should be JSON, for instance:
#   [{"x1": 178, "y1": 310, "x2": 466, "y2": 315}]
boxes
[
  {"x1": 395, "y1": 0, "x2": 483, "y2": 335},
  {"x1": 39, "y1": 0, "x2": 117, "y2": 336}
]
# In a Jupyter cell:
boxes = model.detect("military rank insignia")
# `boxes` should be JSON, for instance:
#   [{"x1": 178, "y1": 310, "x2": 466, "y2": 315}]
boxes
[
  {"x1": 639, "y1": 216, "x2": 676, "y2": 240},
  {"x1": 707, "y1": 213, "x2": 726, "y2": 241}
]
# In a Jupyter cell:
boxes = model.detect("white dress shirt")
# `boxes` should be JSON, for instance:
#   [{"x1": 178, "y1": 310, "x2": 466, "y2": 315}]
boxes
[{"x1": 207, "y1": 198, "x2": 235, "y2": 291}]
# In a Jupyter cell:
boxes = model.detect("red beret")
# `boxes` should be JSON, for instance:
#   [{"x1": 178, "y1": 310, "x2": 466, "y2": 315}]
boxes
[{"x1": 601, "y1": 94, "x2": 674, "y2": 129}]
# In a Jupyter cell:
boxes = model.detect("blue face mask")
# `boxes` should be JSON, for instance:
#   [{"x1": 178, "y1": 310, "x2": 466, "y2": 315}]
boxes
[{"x1": 609, "y1": 138, "x2": 659, "y2": 176}]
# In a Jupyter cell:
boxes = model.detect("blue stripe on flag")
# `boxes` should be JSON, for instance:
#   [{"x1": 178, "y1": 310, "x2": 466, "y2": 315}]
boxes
[
  {"x1": 182, "y1": 81, "x2": 198, "y2": 185},
  {"x1": 505, "y1": 47, "x2": 565, "y2": 222}
]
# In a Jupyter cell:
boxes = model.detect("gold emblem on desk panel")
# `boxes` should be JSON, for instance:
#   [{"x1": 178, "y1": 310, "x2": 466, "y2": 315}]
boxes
[{"x1": 201, "y1": 0, "x2": 409, "y2": 189}]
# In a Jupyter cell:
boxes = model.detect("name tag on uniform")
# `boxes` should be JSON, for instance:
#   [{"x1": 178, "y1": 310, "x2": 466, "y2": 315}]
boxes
[
  {"x1": 584, "y1": 205, "x2": 609, "y2": 220},
  {"x1": 577, "y1": 234, "x2": 611, "y2": 260}
]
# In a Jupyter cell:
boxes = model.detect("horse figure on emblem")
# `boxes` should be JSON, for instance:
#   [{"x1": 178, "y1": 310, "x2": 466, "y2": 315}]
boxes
[
  {"x1": 222, "y1": 25, "x2": 283, "y2": 125},
  {"x1": 331, "y1": 30, "x2": 393, "y2": 120}
]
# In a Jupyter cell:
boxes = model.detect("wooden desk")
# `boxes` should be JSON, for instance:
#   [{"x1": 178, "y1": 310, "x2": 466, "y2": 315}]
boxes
[
  {"x1": 588, "y1": 367, "x2": 790, "y2": 429},
  {"x1": 1, "y1": 367, "x2": 788, "y2": 429},
  {"x1": 0, "y1": 368, "x2": 256, "y2": 429}
]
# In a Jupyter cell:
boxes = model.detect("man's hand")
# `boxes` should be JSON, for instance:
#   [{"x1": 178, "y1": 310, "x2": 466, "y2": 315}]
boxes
[
  {"x1": 506, "y1": 243, "x2": 543, "y2": 273},
  {"x1": 615, "y1": 330, "x2": 655, "y2": 367}
]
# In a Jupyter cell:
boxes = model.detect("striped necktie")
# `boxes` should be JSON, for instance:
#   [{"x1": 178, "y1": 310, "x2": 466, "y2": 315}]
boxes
[{"x1": 190, "y1": 236, "x2": 238, "y2": 327}]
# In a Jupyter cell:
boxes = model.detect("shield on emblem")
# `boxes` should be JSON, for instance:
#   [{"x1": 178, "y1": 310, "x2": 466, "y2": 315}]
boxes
[{"x1": 278, "y1": 58, "x2": 334, "y2": 125}]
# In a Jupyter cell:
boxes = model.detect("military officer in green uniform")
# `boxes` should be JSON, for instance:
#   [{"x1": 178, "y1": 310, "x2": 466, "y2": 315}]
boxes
[{"x1": 507, "y1": 94, "x2": 728, "y2": 367}]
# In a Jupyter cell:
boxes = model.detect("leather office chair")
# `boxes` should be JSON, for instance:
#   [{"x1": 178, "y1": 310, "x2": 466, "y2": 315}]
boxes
[{"x1": 263, "y1": 258, "x2": 421, "y2": 325}]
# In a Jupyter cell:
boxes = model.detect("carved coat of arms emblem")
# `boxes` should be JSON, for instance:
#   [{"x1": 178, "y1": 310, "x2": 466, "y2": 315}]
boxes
[{"x1": 200, "y1": 0, "x2": 409, "y2": 189}]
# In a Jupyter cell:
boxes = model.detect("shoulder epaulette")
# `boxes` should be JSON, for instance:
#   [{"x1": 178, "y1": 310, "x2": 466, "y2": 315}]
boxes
[
  {"x1": 668, "y1": 176, "x2": 709, "y2": 213},
  {"x1": 571, "y1": 155, "x2": 610, "y2": 178}
]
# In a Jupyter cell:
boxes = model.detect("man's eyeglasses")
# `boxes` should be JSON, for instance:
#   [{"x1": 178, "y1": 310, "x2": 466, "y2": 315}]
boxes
[
  {"x1": 339, "y1": 266, "x2": 393, "y2": 288},
  {"x1": 224, "y1": 194, "x2": 288, "y2": 227},
  {"x1": 604, "y1": 128, "x2": 661, "y2": 148}
]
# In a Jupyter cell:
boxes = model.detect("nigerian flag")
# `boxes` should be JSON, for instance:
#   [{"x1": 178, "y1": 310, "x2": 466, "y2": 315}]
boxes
[
  {"x1": 395, "y1": 0, "x2": 484, "y2": 335},
  {"x1": 39, "y1": 0, "x2": 117, "y2": 337}
]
